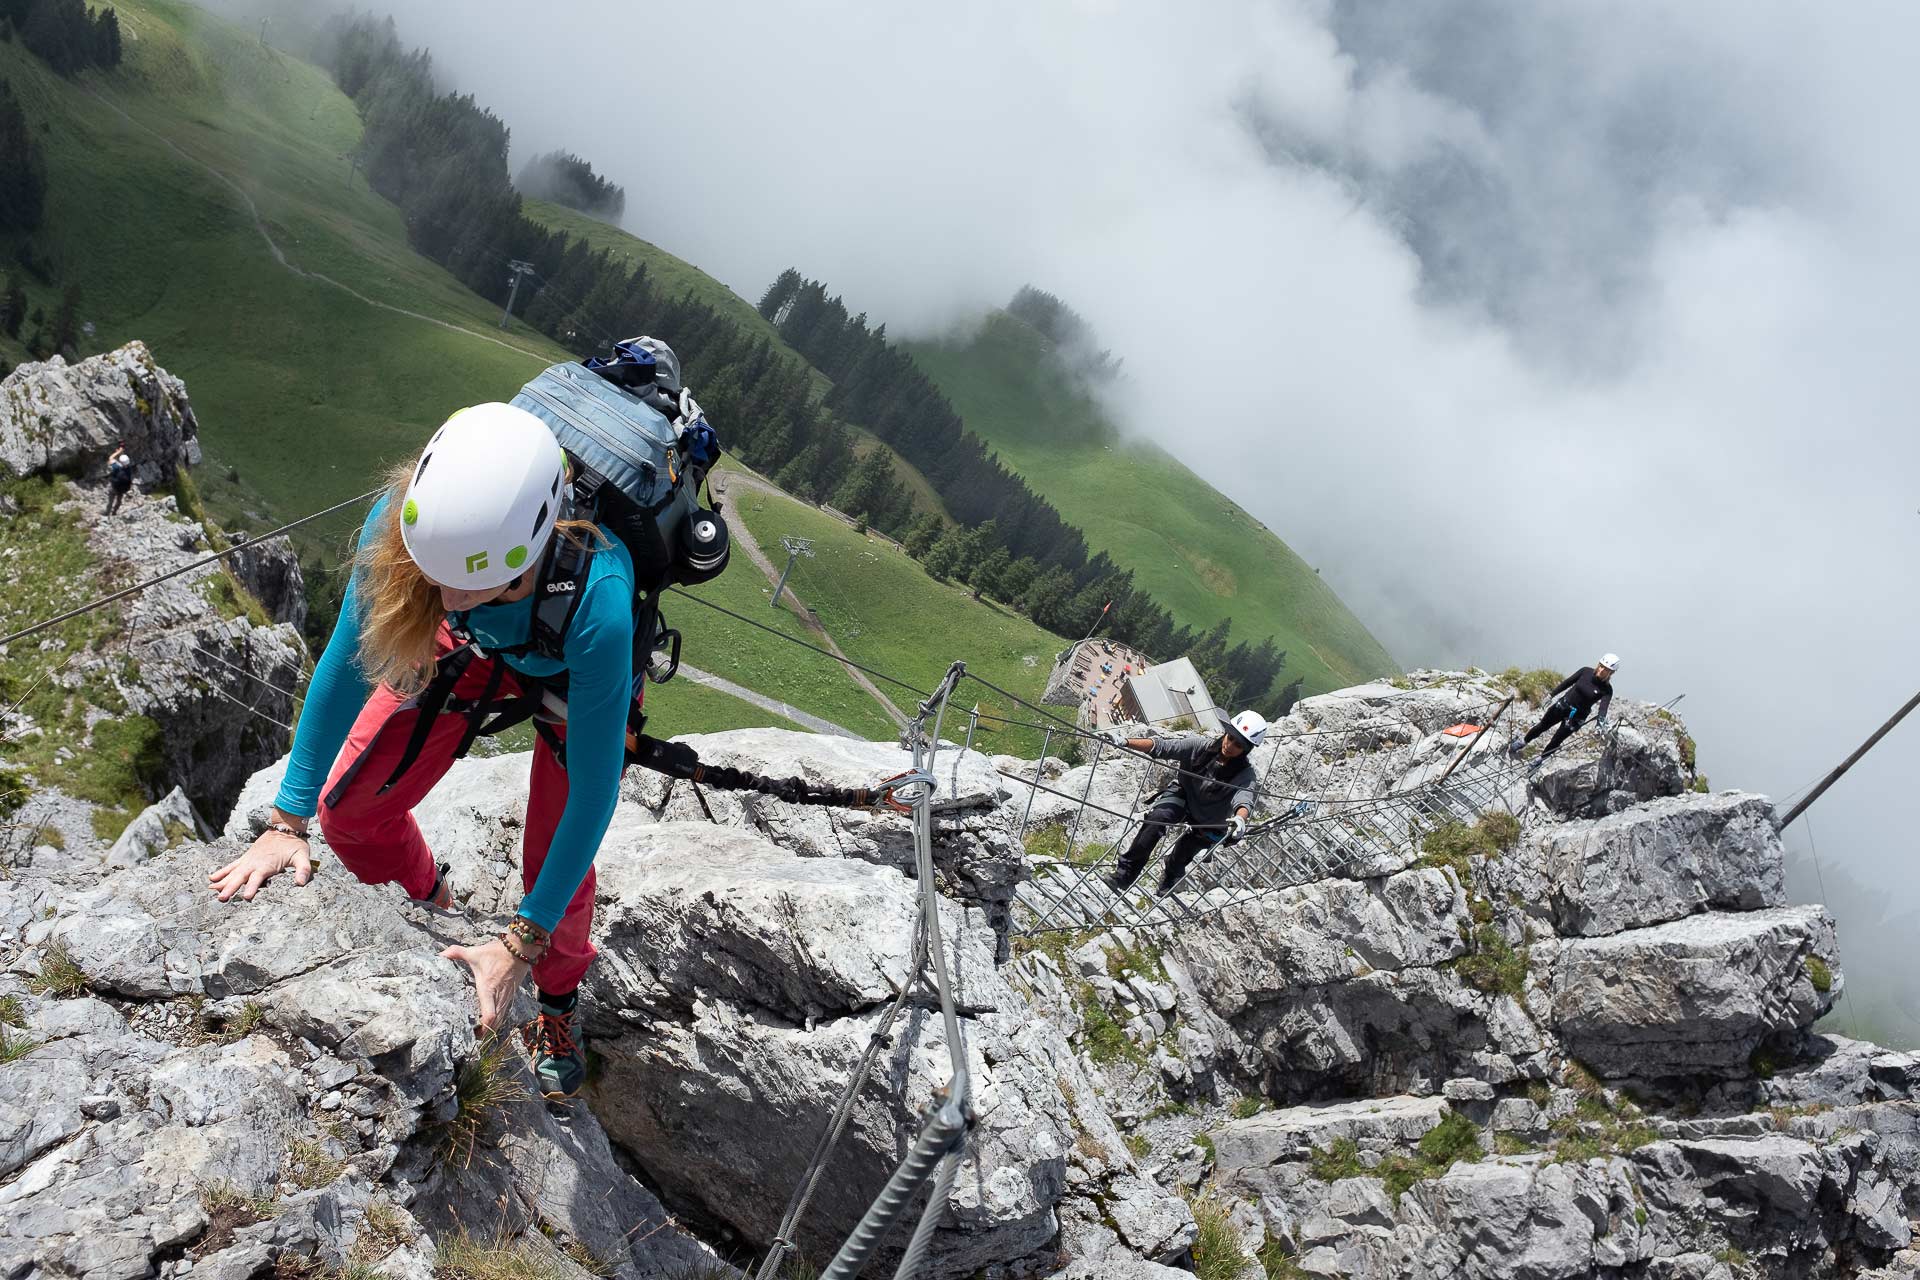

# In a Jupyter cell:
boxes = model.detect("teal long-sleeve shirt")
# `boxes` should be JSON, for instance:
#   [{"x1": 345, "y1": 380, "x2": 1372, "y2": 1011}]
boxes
[{"x1": 273, "y1": 498, "x2": 635, "y2": 932}]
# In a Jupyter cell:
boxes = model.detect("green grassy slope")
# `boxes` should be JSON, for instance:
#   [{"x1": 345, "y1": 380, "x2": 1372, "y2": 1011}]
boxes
[
  {"x1": 725, "y1": 481, "x2": 1067, "y2": 759},
  {"x1": 0, "y1": 0, "x2": 574, "y2": 531},
  {"x1": 906, "y1": 311, "x2": 1396, "y2": 695},
  {"x1": 0, "y1": 1, "x2": 1058, "y2": 742}
]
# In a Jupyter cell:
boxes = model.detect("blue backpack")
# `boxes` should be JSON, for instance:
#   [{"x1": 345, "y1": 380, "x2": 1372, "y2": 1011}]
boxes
[{"x1": 501, "y1": 338, "x2": 729, "y2": 673}]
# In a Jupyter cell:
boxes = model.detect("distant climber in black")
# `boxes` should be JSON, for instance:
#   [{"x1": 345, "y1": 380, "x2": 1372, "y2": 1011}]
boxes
[
  {"x1": 103, "y1": 442, "x2": 132, "y2": 516},
  {"x1": 1511, "y1": 654, "x2": 1619, "y2": 761},
  {"x1": 1102, "y1": 710, "x2": 1266, "y2": 895}
]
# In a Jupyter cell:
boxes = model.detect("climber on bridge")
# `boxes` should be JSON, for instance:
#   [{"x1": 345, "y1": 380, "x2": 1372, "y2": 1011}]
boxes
[
  {"x1": 206, "y1": 404, "x2": 635, "y2": 1101},
  {"x1": 1101, "y1": 710, "x2": 1266, "y2": 896},
  {"x1": 1510, "y1": 654, "x2": 1619, "y2": 762}
]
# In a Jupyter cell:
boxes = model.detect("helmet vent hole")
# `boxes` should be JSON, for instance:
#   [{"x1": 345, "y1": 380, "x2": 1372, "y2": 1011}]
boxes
[
  {"x1": 414, "y1": 452, "x2": 432, "y2": 484},
  {"x1": 530, "y1": 500, "x2": 549, "y2": 539}
]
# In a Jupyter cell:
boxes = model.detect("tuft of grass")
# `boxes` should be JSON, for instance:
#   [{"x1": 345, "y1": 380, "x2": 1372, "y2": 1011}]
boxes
[
  {"x1": 1494, "y1": 1132, "x2": 1538, "y2": 1156},
  {"x1": 1416, "y1": 811, "x2": 1522, "y2": 879},
  {"x1": 1309, "y1": 1137, "x2": 1366, "y2": 1183},
  {"x1": 1450, "y1": 922, "x2": 1530, "y2": 998},
  {"x1": 1806, "y1": 956, "x2": 1833, "y2": 994},
  {"x1": 0, "y1": 994, "x2": 24, "y2": 1027},
  {"x1": 1078, "y1": 988, "x2": 1146, "y2": 1067},
  {"x1": 437, "y1": 1032, "x2": 531, "y2": 1167},
  {"x1": 1312, "y1": 1116, "x2": 1483, "y2": 1202},
  {"x1": 560, "y1": 1241, "x2": 617, "y2": 1278},
  {"x1": 1229, "y1": 1096, "x2": 1266, "y2": 1120},
  {"x1": 1184, "y1": 1192, "x2": 1253, "y2": 1280},
  {"x1": 227, "y1": 999, "x2": 268, "y2": 1040},
  {"x1": 357, "y1": 1200, "x2": 411, "y2": 1256},
  {"x1": 286, "y1": 1138, "x2": 350, "y2": 1190},
  {"x1": 1258, "y1": 1231, "x2": 1312, "y2": 1279},
  {"x1": 1749, "y1": 1047, "x2": 1780, "y2": 1080},
  {"x1": 435, "y1": 1231, "x2": 571, "y2": 1280},
  {"x1": 1023, "y1": 825, "x2": 1069, "y2": 861},
  {"x1": 1676, "y1": 730, "x2": 1698, "y2": 773},
  {"x1": 1714, "y1": 1245, "x2": 1750, "y2": 1271},
  {"x1": 1692, "y1": 775, "x2": 1711, "y2": 793},
  {"x1": 1194, "y1": 1133, "x2": 1216, "y2": 1159},
  {"x1": 0, "y1": 1025, "x2": 38, "y2": 1063},
  {"x1": 1124, "y1": 1133, "x2": 1151, "y2": 1160},
  {"x1": 1547, "y1": 1090, "x2": 1657, "y2": 1164},
  {"x1": 1499, "y1": 667, "x2": 1564, "y2": 705},
  {"x1": 27, "y1": 940, "x2": 88, "y2": 999},
  {"x1": 197, "y1": 1180, "x2": 276, "y2": 1257}
]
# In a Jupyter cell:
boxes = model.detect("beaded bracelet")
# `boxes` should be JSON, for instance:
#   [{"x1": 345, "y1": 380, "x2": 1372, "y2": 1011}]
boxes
[{"x1": 499, "y1": 931, "x2": 544, "y2": 964}]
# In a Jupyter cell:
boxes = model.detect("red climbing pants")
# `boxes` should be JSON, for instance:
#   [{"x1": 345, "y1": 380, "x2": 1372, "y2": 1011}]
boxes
[{"x1": 316, "y1": 629, "x2": 598, "y2": 994}]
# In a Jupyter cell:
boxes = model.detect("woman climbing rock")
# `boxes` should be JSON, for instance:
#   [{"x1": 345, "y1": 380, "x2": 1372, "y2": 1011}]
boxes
[{"x1": 206, "y1": 403, "x2": 636, "y2": 1099}]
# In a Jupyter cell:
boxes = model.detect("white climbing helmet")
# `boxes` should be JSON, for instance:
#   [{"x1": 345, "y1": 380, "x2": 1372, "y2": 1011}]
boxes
[
  {"x1": 400, "y1": 403, "x2": 568, "y2": 592},
  {"x1": 1225, "y1": 709, "x2": 1269, "y2": 749},
  {"x1": 1598, "y1": 653, "x2": 1621, "y2": 673}
]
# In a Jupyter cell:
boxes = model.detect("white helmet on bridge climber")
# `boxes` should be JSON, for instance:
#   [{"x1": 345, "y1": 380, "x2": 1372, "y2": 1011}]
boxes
[{"x1": 1224, "y1": 709, "x2": 1269, "y2": 751}]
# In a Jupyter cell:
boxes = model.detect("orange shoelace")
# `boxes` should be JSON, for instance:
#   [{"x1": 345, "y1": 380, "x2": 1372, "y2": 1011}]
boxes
[{"x1": 521, "y1": 1008, "x2": 578, "y2": 1060}]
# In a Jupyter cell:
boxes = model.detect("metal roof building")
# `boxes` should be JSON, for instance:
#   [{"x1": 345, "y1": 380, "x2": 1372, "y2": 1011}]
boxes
[{"x1": 1119, "y1": 658, "x2": 1223, "y2": 733}]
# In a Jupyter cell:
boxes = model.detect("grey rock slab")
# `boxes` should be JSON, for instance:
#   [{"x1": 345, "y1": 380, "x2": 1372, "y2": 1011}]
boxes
[
  {"x1": 1492, "y1": 791, "x2": 1784, "y2": 937},
  {"x1": 0, "y1": 341, "x2": 201, "y2": 483},
  {"x1": 1213, "y1": 1095, "x2": 1451, "y2": 1177},
  {"x1": 1174, "y1": 868, "x2": 1469, "y2": 1020},
  {"x1": 587, "y1": 821, "x2": 997, "y2": 1020},
  {"x1": 1548, "y1": 905, "x2": 1841, "y2": 1078},
  {"x1": 107, "y1": 786, "x2": 209, "y2": 869}
]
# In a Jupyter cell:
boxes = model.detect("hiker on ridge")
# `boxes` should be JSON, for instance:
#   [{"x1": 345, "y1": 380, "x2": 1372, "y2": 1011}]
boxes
[
  {"x1": 205, "y1": 403, "x2": 637, "y2": 1100},
  {"x1": 1510, "y1": 654, "x2": 1619, "y2": 762},
  {"x1": 1102, "y1": 711, "x2": 1266, "y2": 895},
  {"x1": 104, "y1": 442, "x2": 132, "y2": 516}
]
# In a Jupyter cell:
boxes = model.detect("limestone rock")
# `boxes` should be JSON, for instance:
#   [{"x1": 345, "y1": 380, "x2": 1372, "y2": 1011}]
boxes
[
  {"x1": 0, "y1": 341, "x2": 201, "y2": 483},
  {"x1": 1489, "y1": 791, "x2": 1784, "y2": 937},
  {"x1": 579, "y1": 823, "x2": 1114, "y2": 1277},
  {"x1": 227, "y1": 534, "x2": 308, "y2": 631},
  {"x1": 1548, "y1": 906, "x2": 1841, "y2": 1078},
  {"x1": 106, "y1": 786, "x2": 210, "y2": 868}
]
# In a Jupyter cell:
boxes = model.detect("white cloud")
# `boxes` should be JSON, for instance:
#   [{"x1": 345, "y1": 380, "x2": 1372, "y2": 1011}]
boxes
[{"x1": 226, "y1": 0, "x2": 1920, "y2": 1036}]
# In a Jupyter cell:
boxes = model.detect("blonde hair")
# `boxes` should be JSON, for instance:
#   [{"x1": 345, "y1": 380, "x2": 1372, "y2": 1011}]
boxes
[{"x1": 354, "y1": 458, "x2": 606, "y2": 697}]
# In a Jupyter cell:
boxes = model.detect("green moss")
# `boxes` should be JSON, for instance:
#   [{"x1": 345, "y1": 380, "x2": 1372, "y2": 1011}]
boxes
[
  {"x1": 1806, "y1": 956, "x2": 1833, "y2": 994},
  {"x1": 1416, "y1": 811, "x2": 1522, "y2": 878},
  {"x1": 1499, "y1": 667, "x2": 1564, "y2": 705},
  {"x1": 1078, "y1": 986, "x2": 1146, "y2": 1067},
  {"x1": 1023, "y1": 825, "x2": 1069, "y2": 861},
  {"x1": 0, "y1": 767, "x2": 27, "y2": 818},
  {"x1": 1309, "y1": 1137, "x2": 1366, "y2": 1182},
  {"x1": 1313, "y1": 1116, "x2": 1483, "y2": 1203}
]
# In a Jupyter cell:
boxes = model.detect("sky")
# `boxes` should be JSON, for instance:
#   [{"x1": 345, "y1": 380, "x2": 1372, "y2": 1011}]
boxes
[{"x1": 244, "y1": 1, "x2": 1920, "y2": 1038}]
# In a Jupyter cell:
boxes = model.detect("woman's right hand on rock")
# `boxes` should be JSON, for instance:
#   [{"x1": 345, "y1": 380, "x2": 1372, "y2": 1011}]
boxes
[{"x1": 209, "y1": 813, "x2": 315, "y2": 902}]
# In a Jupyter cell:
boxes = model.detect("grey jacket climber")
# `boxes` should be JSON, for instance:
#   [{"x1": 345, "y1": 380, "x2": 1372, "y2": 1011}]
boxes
[{"x1": 1143, "y1": 733, "x2": 1259, "y2": 826}]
